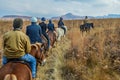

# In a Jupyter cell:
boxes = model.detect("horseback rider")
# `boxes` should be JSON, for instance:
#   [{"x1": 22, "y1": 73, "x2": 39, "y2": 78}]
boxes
[
  {"x1": 26, "y1": 17, "x2": 43, "y2": 44},
  {"x1": 48, "y1": 19, "x2": 57, "y2": 36},
  {"x1": 39, "y1": 17, "x2": 50, "y2": 51},
  {"x1": 83, "y1": 16, "x2": 88, "y2": 27},
  {"x1": 48, "y1": 19, "x2": 55, "y2": 32},
  {"x1": 2, "y1": 18, "x2": 37, "y2": 79},
  {"x1": 58, "y1": 17, "x2": 66, "y2": 34}
]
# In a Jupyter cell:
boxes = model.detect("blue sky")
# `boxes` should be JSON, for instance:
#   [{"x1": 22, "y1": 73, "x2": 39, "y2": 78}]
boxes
[{"x1": 0, "y1": 0, "x2": 120, "y2": 18}]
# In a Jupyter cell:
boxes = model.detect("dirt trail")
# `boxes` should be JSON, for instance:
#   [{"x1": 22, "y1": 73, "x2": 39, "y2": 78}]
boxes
[{"x1": 36, "y1": 37, "x2": 71, "y2": 80}]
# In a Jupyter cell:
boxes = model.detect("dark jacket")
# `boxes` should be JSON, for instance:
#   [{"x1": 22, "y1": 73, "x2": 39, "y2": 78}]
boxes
[
  {"x1": 58, "y1": 20, "x2": 64, "y2": 28},
  {"x1": 48, "y1": 21, "x2": 55, "y2": 32},
  {"x1": 39, "y1": 22, "x2": 47, "y2": 34},
  {"x1": 26, "y1": 22, "x2": 42, "y2": 44}
]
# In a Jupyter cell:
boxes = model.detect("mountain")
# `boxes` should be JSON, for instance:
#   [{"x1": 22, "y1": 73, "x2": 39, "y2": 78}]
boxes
[
  {"x1": 1, "y1": 15, "x2": 31, "y2": 20},
  {"x1": 52, "y1": 13, "x2": 83, "y2": 20},
  {"x1": 96, "y1": 14, "x2": 120, "y2": 19},
  {"x1": 61, "y1": 13, "x2": 83, "y2": 20},
  {"x1": 52, "y1": 13, "x2": 120, "y2": 20},
  {"x1": 1, "y1": 15, "x2": 40, "y2": 21},
  {"x1": 1, "y1": 13, "x2": 120, "y2": 21},
  {"x1": 52, "y1": 13, "x2": 94, "y2": 20}
]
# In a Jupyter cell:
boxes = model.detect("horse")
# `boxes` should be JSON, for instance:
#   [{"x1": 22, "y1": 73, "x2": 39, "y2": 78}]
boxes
[
  {"x1": 47, "y1": 30, "x2": 57, "y2": 48},
  {"x1": 41, "y1": 34, "x2": 48, "y2": 54},
  {"x1": 80, "y1": 23, "x2": 94, "y2": 33},
  {"x1": 80, "y1": 24, "x2": 85, "y2": 33},
  {"x1": 0, "y1": 43, "x2": 46, "y2": 80},
  {"x1": 55, "y1": 26, "x2": 67, "y2": 41},
  {"x1": 31, "y1": 43, "x2": 46, "y2": 65},
  {"x1": 85, "y1": 23, "x2": 94, "y2": 31}
]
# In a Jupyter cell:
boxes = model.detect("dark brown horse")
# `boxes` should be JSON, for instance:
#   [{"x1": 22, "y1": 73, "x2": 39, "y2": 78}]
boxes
[
  {"x1": 47, "y1": 31, "x2": 57, "y2": 47},
  {"x1": 0, "y1": 43, "x2": 46, "y2": 80},
  {"x1": 80, "y1": 23, "x2": 94, "y2": 33}
]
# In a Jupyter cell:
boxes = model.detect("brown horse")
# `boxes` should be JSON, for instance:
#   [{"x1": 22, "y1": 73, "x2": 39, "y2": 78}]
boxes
[
  {"x1": 47, "y1": 31, "x2": 57, "y2": 47},
  {"x1": 41, "y1": 34, "x2": 48, "y2": 53},
  {"x1": 0, "y1": 43, "x2": 46, "y2": 80}
]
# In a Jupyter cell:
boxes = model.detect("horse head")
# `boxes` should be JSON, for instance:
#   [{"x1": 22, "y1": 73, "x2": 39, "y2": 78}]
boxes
[
  {"x1": 80, "y1": 24, "x2": 85, "y2": 31},
  {"x1": 30, "y1": 43, "x2": 46, "y2": 66},
  {"x1": 90, "y1": 23, "x2": 94, "y2": 28}
]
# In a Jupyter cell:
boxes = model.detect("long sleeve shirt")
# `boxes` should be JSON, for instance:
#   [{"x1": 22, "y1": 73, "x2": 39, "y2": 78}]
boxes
[
  {"x1": 3, "y1": 30, "x2": 31, "y2": 58},
  {"x1": 48, "y1": 23, "x2": 55, "y2": 32},
  {"x1": 39, "y1": 22, "x2": 48, "y2": 34},
  {"x1": 26, "y1": 22, "x2": 42, "y2": 44},
  {"x1": 58, "y1": 20, "x2": 64, "y2": 28}
]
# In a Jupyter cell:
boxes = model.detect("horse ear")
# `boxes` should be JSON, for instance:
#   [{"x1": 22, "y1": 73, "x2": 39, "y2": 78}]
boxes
[
  {"x1": 31, "y1": 44, "x2": 38, "y2": 50},
  {"x1": 35, "y1": 43, "x2": 42, "y2": 49}
]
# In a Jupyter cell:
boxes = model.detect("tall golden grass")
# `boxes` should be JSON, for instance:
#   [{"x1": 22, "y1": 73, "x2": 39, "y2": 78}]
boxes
[
  {"x1": 0, "y1": 18, "x2": 120, "y2": 80},
  {"x1": 63, "y1": 18, "x2": 120, "y2": 80}
]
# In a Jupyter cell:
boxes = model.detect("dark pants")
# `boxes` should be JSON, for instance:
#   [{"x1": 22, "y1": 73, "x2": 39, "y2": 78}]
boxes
[
  {"x1": 61, "y1": 26, "x2": 66, "y2": 34},
  {"x1": 43, "y1": 33, "x2": 50, "y2": 50}
]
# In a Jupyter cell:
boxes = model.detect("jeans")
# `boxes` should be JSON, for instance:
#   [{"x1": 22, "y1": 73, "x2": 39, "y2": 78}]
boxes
[{"x1": 2, "y1": 54, "x2": 37, "y2": 78}]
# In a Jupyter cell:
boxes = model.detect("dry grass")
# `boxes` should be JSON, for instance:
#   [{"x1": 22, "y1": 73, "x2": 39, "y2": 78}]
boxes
[
  {"x1": 0, "y1": 18, "x2": 120, "y2": 80},
  {"x1": 64, "y1": 18, "x2": 120, "y2": 80}
]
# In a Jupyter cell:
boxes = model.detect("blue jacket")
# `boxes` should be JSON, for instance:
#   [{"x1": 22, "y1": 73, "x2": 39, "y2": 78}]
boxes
[
  {"x1": 58, "y1": 20, "x2": 64, "y2": 28},
  {"x1": 26, "y1": 22, "x2": 42, "y2": 44},
  {"x1": 48, "y1": 21, "x2": 55, "y2": 32}
]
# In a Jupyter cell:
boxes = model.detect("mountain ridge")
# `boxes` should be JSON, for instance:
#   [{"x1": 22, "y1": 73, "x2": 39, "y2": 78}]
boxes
[
  {"x1": 51, "y1": 13, "x2": 120, "y2": 20},
  {"x1": 1, "y1": 13, "x2": 120, "y2": 20}
]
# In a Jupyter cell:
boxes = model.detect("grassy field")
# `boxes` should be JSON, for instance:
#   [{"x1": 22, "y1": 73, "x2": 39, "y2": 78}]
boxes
[
  {"x1": 65, "y1": 18, "x2": 120, "y2": 80},
  {"x1": 0, "y1": 18, "x2": 120, "y2": 80}
]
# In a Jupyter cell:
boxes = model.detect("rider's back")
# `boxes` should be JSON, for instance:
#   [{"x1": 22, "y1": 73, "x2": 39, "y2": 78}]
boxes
[
  {"x1": 26, "y1": 23, "x2": 42, "y2": 44},
  {"x1": 3, "y1": 30, "x2": 31, "y2": 58}
]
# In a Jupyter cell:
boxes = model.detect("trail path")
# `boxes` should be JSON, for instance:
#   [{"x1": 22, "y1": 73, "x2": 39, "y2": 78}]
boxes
[{"x1": 36, "y1": 37, "x2": 71, "y2": 80}]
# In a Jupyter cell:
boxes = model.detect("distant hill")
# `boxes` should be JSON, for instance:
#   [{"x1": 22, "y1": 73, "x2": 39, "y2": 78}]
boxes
[
  {"x1": 1, "y1": 15, "x2": 31, "y2": 20},
  {"x1": 52, "y1": 13, "x2": 95, "y2": 20},
  {"x1": 52, "y1": 13, "x2": 83, "y2": 20},
  {"x1": 1, "y1": 15, "x2": 40, "y2": 21},
  {"x1": 52, "y1": 13, "x2": 120, "y2": 20},
  {"x1": 96, "y1": 14, "x2": 120, "y2": 19},
  {"x1": 1, "y1": 13, "x2": 120, "y2": 21},
  {"x1": 52, "y1": 13, "x2": 86, "y2": 20}
]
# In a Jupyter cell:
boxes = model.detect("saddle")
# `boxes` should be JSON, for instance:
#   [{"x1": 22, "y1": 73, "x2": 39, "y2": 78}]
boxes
[{"x1": 7, "y1": 58, "x2": 32, "y2": 71}]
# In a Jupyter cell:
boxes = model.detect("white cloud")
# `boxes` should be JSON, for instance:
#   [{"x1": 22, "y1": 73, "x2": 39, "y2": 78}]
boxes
[{"x1": 0, "y1": 0, "x2": 120, "y2": 17}]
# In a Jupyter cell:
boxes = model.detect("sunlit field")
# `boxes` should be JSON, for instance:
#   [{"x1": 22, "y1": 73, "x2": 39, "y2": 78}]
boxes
[{"x1": 0, "y1": 18, "x2": 120, "y2": 80}]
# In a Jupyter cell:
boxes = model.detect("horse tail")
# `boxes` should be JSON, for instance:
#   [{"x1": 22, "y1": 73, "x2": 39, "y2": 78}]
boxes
[{"x1": 4, "y1": 74, "x2": 17, "y2": 80}]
